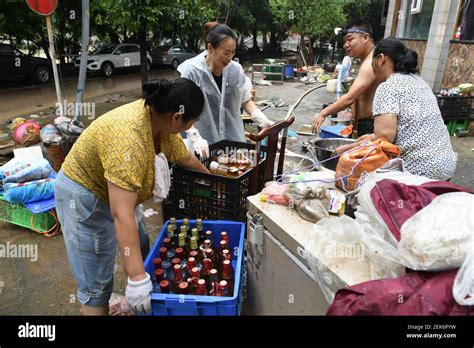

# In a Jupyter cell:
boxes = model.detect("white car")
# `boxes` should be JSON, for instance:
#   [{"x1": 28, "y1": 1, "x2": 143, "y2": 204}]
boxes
[{"x1": 74, "y1": 43, "x2": 152, "y2": 77}]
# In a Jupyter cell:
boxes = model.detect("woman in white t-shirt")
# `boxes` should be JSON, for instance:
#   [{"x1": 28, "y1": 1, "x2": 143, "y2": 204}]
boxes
[{"x1": 335, "y1": 37, "x2": 457, "y2": 180}]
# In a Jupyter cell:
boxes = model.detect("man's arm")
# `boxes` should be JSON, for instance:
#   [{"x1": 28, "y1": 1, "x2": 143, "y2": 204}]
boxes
[{"x1": 312, "y1": 60, "x2": 376, "y2": 133}]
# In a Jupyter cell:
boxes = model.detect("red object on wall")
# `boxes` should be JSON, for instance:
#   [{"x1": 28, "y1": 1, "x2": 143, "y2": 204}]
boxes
[{"x1": 26, "y1": 0, "x2": 58, "y2": 16}]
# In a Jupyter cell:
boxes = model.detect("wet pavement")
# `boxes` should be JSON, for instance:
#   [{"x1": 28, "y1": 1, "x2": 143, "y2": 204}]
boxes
[
  {"x1": 0, "y1": 78, "x2": 472, "y2": 315},
  {"x1": 0, "y1": 67, "x2": 179, "y2": 123}
]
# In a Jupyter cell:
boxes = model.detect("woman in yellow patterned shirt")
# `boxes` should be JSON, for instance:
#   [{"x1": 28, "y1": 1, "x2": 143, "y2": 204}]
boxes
[{"x1": 54, "y1": 78, "x2": 207, "y2": 315}]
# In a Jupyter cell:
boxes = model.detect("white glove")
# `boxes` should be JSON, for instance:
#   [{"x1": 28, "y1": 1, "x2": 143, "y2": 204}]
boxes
[
  {"x1": 251, "y1": 109, "x2": 275, "y2": 128},
  {"x1": 152, "y1": 153, "x2": 170, "y2": 203},
  {"x1": 125, "y1": 273, "x2": 152, "y2": 314},
  {"x1": 186, "y1": 127, "x2": 209, "y2": 159}
]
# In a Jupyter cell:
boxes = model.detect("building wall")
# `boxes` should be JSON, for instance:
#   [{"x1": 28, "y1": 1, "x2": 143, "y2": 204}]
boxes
[
  {"x1": 441, "y1": 42, "x2": 474, "y2": 88},
  {"x1": 400, "y1": 39, "x2": 427, "y2": 71}
]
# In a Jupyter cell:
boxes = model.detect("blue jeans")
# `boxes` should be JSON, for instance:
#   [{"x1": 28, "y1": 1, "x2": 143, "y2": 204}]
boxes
[{"x1": 54, "y1": 171, "x2": 150, "y2": 307}]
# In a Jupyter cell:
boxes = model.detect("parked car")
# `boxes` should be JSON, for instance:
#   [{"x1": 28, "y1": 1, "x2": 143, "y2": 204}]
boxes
[
  {"x1": 0, "y1": 43, "x2": 51, "y2": 83},
  {"x1": 150, "y1": 45, "x2": 198, "y2": 69},
  {"x1": 74, "y1": 43, "x2": 152, "y2": 77}
]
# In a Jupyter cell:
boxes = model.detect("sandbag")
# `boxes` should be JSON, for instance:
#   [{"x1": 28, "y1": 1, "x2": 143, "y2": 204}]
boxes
[
  {"x1": 3, "y1": 158, "x2": 52, "y2": 185},
  {"x1": 335, "y1": 138, "x2": 399, "y2": 192},
  {"x1": 398, "y1": 192, "x2": 474, "y2": 271},
  {"x1": 3, "y1": 178, "x2": 55, "y2": 204},
  {"x1": 453, "y1": 249, "x2": 474, "y2": 306}
]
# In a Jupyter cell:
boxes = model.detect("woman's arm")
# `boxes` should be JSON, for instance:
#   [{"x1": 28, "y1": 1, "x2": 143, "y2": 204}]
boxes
[
  {"x1": 242, "y1": 99, "x2": 258, "y2": 115},
  {"x1": 177, "y1": 149, "x2": 209, "y2": 173},
  {"x1": 107, "y1": 181, "x2": 145, "y2": 281},
  {"x1": 334, "y1": 114, "x2": 397, "y2": 154}
]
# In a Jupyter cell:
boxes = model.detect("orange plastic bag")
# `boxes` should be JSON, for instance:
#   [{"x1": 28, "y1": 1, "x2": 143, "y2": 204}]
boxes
[
  {"x1": 339, "y1": 124, "x2": 353, "y2": 137},
  {"x1": 335, "y1": 138, "x2": 399, "y2": 191}
]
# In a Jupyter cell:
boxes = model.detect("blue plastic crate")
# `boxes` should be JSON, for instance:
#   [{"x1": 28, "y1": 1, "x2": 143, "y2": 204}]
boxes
[
  {"x1": 320, "y1": 124, "x2": 349, "y2": 139},
  {"x1": 143, "y1": 220, "x2": 245, "y2": 316}
]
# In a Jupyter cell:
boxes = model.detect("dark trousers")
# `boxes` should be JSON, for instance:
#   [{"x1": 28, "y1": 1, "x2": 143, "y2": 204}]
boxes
[{"x1": 357, "y1": 118, "x2": 375, "y2": 136}]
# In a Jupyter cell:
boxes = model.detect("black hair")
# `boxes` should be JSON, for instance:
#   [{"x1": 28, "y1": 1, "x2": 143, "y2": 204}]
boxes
[
  {"x1": 143, "y1": 78, "x2": 204, "y2": 122},
  {"x1": 374, "y1": 37, "x2": 418, "y2": 74},
  {"x1": 344, "y1": 19, "x2": 374, "y2": 39},
  {"x1": 204, "y1": 21, "x2": 238, "y2": 48}
]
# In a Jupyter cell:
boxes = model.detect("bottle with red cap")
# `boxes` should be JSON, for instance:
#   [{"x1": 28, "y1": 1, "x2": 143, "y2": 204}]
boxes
[
  {"x1": 178, "y1": 281, "x2": 189, "y2": 295},
  {"x1": 214, "y1": 280, "x2": 229, "y2": 297},
  {"x1": 175, "y1": 247, "x2": 185, "y2": 262},
  {"x1": 220, "y1": 231, "x2": 229, "y2": 243},
  {"x1": 158, "y1": 247, "x2": 167, "y2": 261},
  {"x1": 202, "y1": 258, "x2": 213, "y2": 285},
  {"x1": 159, "y1": 280, "x2": 170, "y2": 293},
  {"x1": 172, "y1": 264, "x2": 184, "y2": 293},
  {"x1": 153, "y1": 257, "x2": 162, "y2": 271},
  {"x1": 221, "y1": 249, "x2": 232, "y2": 262},
  {"x1": 208, "y1": 268, "x2": 219, "y2": 295},
  {"x1": 222, "y1": 259, "x2": 235, "y2": 295},
  {"x1": 162, "y1": 237, "x2": 172, "y2": 250},
  {"x1": 187, "y1": 267, "x2": 201, "y2": 295},
  {"x1": 153, "y1": 268, "x2": 165, "y2": 293},
  {"x1": 195, "y1": 279, "x2": 208, "y2": 296},
  {"x1": 189, "y1": 250, "x2": 202, "y2": 269}
]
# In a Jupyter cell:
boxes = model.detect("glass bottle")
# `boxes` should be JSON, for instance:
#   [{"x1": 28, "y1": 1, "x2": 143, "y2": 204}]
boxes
[
  {"x1": 153, "y1": 257, "x2": 162, "y2": 270},
  {"x1": 159, "y1": 280, "x2": 170, "y2": 293},
  {"x1": 166, "y1": 224, "x2": 178, "y2": 248},
  {"x1": 162, "y1": 237, "x2": 172, "y2": 250},
  {"x1": 220, "y1": 231, "x2": 229, "y2": 244},
  {"x1": 178, "y1": 232, "x2": 189, "y2": 256},
  {"x1": 191, "y1": 228, "x2": 199, "y2": 244},
  {"x1": 175, "y1": 247, "x2": 185, "y2": 262},
  {"x1": 222, "y1": 259, "x2": 235, "y2": 295},
  {"x1": 172, "y1": 264, "x2": 184, "y2": 293},
  {"x1": 214, "y1": 280, "x2": 229, "y2": 297},
  {"x1": 195, "y1": 279, "x2": 208, "y2": 296},
  {"x1": 196, "y1": 218, "x2": 204, "y2": 244},
  {"x1": 209, "y1": 161, "x2": 241, "y2": 177},
  {"x1": 221, "y1": 249, "x2": 231, "y2": 262},
  {"x1": 166, "y1": 249, "x2": 176, "y2": 262},
  {"x1": 189, "y1": 250, "x2": 202, "y2": 266},
  {"x1": 153, "y1": 268, "x2": 164, "y2": 293},
  {"x1": 208, "y1": 268, "x2": 219, "y2": 295},
  {"x1": 187, "y1": 267, "x2": 201, "y2": 295},
  {"x1": 159, "y1": 247, "x2": 168, "y2": 261},
  {"x1": 162, "y1": 259, "x2": 172, "y2": 280},
  {"x1": 189, "y1": 236, "x2": 199, "y2": 256},
  {"x1": 154, "y1": 268, "x2": 164, "y2": 283},
  {"x1": 178, "y1": 282, "x2": 189, "y2": 295},
  {"x1": 202, "y1": 258, "x2": 213, "y2": 285}
]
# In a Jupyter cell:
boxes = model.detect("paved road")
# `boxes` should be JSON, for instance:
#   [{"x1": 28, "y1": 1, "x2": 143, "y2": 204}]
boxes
[{"x1": 0, "y1": 68, "x2": 179, "y2": 124}]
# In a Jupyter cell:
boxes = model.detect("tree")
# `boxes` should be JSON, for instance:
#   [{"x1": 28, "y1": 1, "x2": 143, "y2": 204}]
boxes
[
  {"x1": 343, "y1": 0, "x2": 387, "y2": 42},
  {"x1": 270, "y1": 0, "x2": 346, "y2": 64}
]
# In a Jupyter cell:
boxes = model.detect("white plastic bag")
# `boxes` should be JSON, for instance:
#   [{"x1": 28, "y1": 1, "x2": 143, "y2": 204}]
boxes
[
  {"x1": 305, "y1": 215, "x2": 372, "y2": 303},
  {"x1": 453, "y1": 249, "x2": 474, "y2": 306},
  {"x1": 398, "y1": 192, "x2": 474, "y2": 271}
]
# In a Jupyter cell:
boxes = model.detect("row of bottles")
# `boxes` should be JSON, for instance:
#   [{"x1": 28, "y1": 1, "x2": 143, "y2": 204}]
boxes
[
  {"x1": 151, "y1": 218, "x2": 235, "y2": 297},
  {"x1": 208, "y1": 149, "x2": 258, "y2": 177}
]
